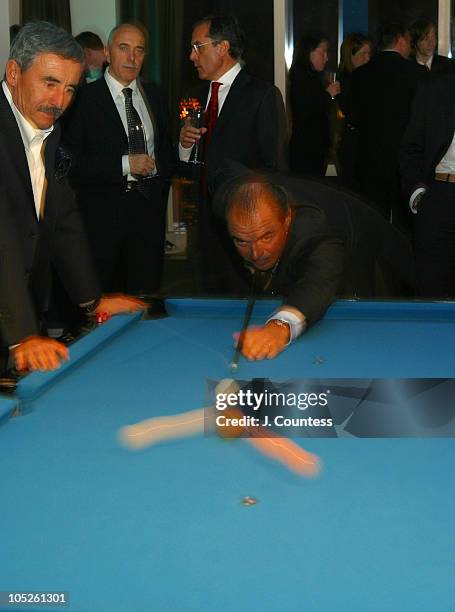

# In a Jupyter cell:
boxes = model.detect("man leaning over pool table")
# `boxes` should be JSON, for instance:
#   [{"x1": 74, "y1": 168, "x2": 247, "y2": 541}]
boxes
[{"x1": 222, "y1": 175, "x2": 345, "y2": 360}]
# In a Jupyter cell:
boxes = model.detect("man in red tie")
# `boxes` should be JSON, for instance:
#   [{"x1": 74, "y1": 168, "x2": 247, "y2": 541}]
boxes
[{"x1": 179, "y1": 15, "x2": 287, "y2": 294}]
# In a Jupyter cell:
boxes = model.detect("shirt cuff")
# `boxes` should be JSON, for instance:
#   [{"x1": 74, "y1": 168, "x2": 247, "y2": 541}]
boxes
[
  {"x1": 122, "y1": 155, "x2": 130, "y2": 176},
  {"x1": 409, "y1": 187, "x2": 426, "y2": 214},
  {"x1": 267, "y1": 310, "x2": 306, "y2": 343},
  {"x1": 179, "y1": 142, "x2": 194, "y2": 162}
]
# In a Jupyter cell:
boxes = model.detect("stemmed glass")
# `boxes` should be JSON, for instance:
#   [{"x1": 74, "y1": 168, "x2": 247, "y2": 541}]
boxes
[{"x1": 188, "y1": 107, "x2": 205, "y2": 165}]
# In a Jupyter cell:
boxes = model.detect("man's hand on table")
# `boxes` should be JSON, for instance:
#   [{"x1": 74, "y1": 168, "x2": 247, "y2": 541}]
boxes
[
  {"x1": 233, "y1": 320, "x2": 291, "y2": 361},
  {"x1": 97, "y1": 295, "x2": 146, "y2": 317},
  {"x1": 12, "y1": 336, "x2": 69, "y2": 372}
]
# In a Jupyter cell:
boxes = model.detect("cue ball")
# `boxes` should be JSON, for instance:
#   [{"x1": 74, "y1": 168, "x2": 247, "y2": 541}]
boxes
[{"x1": 215, "y1": 378, "x2": 240, "y2": 397}]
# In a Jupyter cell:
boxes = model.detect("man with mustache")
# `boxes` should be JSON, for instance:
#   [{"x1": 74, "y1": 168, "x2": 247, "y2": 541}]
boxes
[
  {"x1": 63, "y1": 22, "x2": 173, "y2": 301},
  {"x1": 0, "y1": 21, "x2": 144, "y2": 374}
]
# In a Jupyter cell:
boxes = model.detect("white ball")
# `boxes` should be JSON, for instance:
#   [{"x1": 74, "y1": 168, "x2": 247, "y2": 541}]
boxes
[{"x1": 215, "y1": 378, "x2": 240, "y2": 396}]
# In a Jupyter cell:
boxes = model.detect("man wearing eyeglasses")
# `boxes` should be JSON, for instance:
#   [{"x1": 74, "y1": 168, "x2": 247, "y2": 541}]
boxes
[{"x1": 179, "y1": 15, "x2": 287, "y2": 294}]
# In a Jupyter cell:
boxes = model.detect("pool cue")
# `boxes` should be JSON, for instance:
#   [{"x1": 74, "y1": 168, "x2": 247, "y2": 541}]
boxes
[{"x1": 230, "y1": 271, "x2": 258, "y2": 372}]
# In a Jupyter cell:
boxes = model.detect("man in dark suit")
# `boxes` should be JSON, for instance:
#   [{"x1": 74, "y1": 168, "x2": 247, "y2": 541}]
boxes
[
  {"x1": 64, "y1": 23, "x2": 173, "y2": 298},
  {"x1": 211, "y1": 173, "x2": 345, "y2": 360},
  {"x1": 212, "y1": 162, "x2": 416, "y2": 306},
  {"x1": 0, "y1": 22, "x2": 143, "y2": 372},
  {"x1": 401, "y1": 72, "x2": 455, "y2": 297},
  {"x1": 179, "y1": 15, "x2": 287, "y2": 294},
  {"x1": 348, "y1": 23, "x2": 419, "y2": 231}
]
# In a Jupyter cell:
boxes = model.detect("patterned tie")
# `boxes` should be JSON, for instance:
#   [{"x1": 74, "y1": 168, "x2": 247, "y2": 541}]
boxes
[
  {"x1": 122, "y1": 87, "x2": 146, "y2": 155},
  {"x1": 204, "y1": 81, "x2": 221, "y2": 148}
]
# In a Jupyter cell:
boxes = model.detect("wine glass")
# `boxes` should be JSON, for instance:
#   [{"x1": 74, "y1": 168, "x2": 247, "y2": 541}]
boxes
[
  {"x1": 188, "y1": 107, "x2": 205, "y2": 165},
  {"x1": 139, "y1": 124, "x2": 158, "y2": 178}
]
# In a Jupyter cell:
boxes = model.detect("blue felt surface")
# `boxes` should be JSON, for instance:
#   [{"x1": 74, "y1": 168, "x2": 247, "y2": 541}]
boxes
[{"x1": 1, "y1": 300, "x2": 455, "y2": 611}]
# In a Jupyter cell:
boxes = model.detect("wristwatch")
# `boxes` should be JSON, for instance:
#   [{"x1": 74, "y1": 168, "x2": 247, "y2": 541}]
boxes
[{"x1": 268, "y1": 318, "x2": 291, "y2": 342}]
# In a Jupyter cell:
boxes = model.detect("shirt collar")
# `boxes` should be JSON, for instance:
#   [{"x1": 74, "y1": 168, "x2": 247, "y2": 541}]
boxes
[
  {"x1": 417, "y1": 55, "x2": 434, "y2": 69},
  {"x1": 212, "y1": 62, "x2": 242, "y2": 87},
  {"x1": 104, "y1": 67, "x2": 138, "y2": 98},
  {"x1": 2, "y1": 80, "x2": 53, "y2": 150}
]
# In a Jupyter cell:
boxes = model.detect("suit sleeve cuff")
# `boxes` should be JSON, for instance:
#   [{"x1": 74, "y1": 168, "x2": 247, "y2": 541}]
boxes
[
  {"x1": 409, "y1": 187, "x2": 426, "y2": 214},
  {"x1": 122, "y1": 155, "x2": 130, "y2": 176}
]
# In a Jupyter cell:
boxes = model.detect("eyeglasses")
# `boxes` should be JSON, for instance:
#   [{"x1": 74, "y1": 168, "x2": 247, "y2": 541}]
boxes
[{"x1": 190, "y1": 40, "x2": 218, "y2": 54}]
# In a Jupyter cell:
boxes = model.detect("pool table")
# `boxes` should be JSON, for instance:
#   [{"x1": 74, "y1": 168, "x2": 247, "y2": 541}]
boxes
[{"x1": 1, "y1": 299, "x2": 455, "y2": 612}]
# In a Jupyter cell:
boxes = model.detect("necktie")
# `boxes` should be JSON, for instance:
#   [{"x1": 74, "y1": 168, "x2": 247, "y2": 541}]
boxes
[
  {"x1": 122, "y1": 87, "x2": 156, "y2": 198},
  {"x1": 122, "y1": 87, "x2": 146, "y2": 155},
  {"x1": 205, "y1": 81, "x2": 221, "y2": 147}
]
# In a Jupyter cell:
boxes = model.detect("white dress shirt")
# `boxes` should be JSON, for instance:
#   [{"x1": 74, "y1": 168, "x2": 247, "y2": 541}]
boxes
[
  {"x1": 104, "y1": 68, "x2": 155, "y2": 180},
  {"x1": 179, "y1": 62, "x2": 242, "y2": 162},
  {"x1": 2, "y1": 81, "x2": 52, "y2": 219}
]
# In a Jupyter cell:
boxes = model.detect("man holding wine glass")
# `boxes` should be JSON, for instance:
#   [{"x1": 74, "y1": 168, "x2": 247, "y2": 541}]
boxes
[
  {"x1": 63, "y1": 22, "x2": 173, "y2": 301},
  {"x1": 179, "y1": 15, "x2": 287, "y2": 294}
]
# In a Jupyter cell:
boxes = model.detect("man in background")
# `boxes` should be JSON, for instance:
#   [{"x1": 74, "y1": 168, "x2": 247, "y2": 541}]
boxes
[
  {"x1": 179, "y1": 15, "x2": 287, "y2": 294},
  {"x1": 64, "y1": 22, "x2": 173, "y2": 302},
  {"x1": 75, "y1": 31, "x2": 106, "y2": 83},
  {"x1": 348, "y1": 22, "x2": 419, "y2": 233}
]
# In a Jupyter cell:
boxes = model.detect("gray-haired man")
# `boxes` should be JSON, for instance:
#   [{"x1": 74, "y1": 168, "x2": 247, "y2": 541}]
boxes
[{"x1": 0, "y1": 21, "x2": 143, "y2": 373}]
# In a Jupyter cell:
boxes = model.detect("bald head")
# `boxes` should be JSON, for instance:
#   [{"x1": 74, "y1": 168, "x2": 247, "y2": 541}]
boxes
[
  {"x1": 226, "y1": 180, "x2": 292, "y2": 271},
  {"x1": 106, "y1": 23, "x2": 147, "y2": 86}
]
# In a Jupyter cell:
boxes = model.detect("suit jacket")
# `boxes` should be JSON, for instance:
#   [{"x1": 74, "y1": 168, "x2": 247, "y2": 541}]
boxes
[
  {"x1": 271, "y1": 206, "x2": 345, "y2": 327},
  {"x1": 0, "y1": 86, "x2": 100, "y2": 345},
  {"x1": 0, "y1": 211, "x2": 39, "y2": 345},
  {"x1": 289, "y1": 70, "x2": 332, "y2": 176},
  {"x1": 63, "y1": 77, "x2": 174, "y2": 196},
  {"x1": 348, "y1": 51, "x2": 419, "y2": 178},
  {"x1": 401, "y1": 73, "x2": 455, "y2": 199},
  {"x1": 410, "y1": 54, "x2": 454, "y2": 80},
  {"x1": 189, "y1": 69, "x2": 288, "y2": 185}
]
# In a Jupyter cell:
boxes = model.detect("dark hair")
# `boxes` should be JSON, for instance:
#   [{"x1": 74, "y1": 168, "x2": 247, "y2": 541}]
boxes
[
  {"x1": 108, "y1": 22, "x2": 149, "y2": 50},
  {"x1": 75, "y1": 31, "x2": 104, "y2": 50},
  {"x1": 338, "y1": 32, "x2": 372, "y2": 74},
  {"x1": 409, "y1": 18, "x2": 436, "y2": 53},
  {"x1": 225, "y1": 175, "x2": 292, "y2": 220},
  {"x1": 379, "y1": 23, "x2": 408, "y2": 50},
  {"x1": 289, "y1": 31, "x2": 328, "y2": 78},
  {"x1": 194, "y1": 15, "x2": 245, "y2": 60},
  {"x1": 9, "y1": 21, "x2": 84, "y2": 70}
]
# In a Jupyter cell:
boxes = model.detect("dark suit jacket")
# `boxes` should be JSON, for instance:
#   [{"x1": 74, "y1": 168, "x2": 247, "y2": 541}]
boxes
[
  {"x1": 271, "y1": 207, "x2": 345, "y2": 327},
  {"x1": 0, "y1": 212, "x2": 39, "y2": 345},
  {"x1": 401, "y1": 73, "x2": 455, "y2": 199},
  {"x1": 289, "y1": 70, "x2": 332, "y2": 176},
  {"x1": 348, "y1": 51, "x2": 419, "y2": 179},
  {"x1": 63, "y1": 77, "x2": 174, "y2": 196},
  {"x1": 411, "y1": 54, "x2": 454, "y2": 80},
  {"x1": 189, "y1": 69, "x2": 288, "y2": 185},
  {"x1": 0, "y1": 85, "x2": 100, "y2": 345}
]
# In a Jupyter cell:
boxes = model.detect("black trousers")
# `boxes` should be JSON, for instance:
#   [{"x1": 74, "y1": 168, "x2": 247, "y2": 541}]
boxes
[
  {"x1": 414, "y1": 180, "x2": 455, "y2": 298},
  {"x1": 79, "y1": 180, "x2": 168, "y2": 295}
]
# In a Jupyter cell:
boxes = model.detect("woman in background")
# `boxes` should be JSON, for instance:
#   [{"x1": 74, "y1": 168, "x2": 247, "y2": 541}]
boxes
[
  {"x1": 336, "y1": 32, "x2": 372, "y2": 191},
  {"x1": 289, "y1": 32, "x2": 340, "y2": 177}
]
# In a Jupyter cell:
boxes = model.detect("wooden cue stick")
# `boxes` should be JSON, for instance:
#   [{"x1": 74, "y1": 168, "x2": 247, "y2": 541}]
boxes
[{"x1": 230, "y1": 271, "x2": 258, "y2": 372}]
